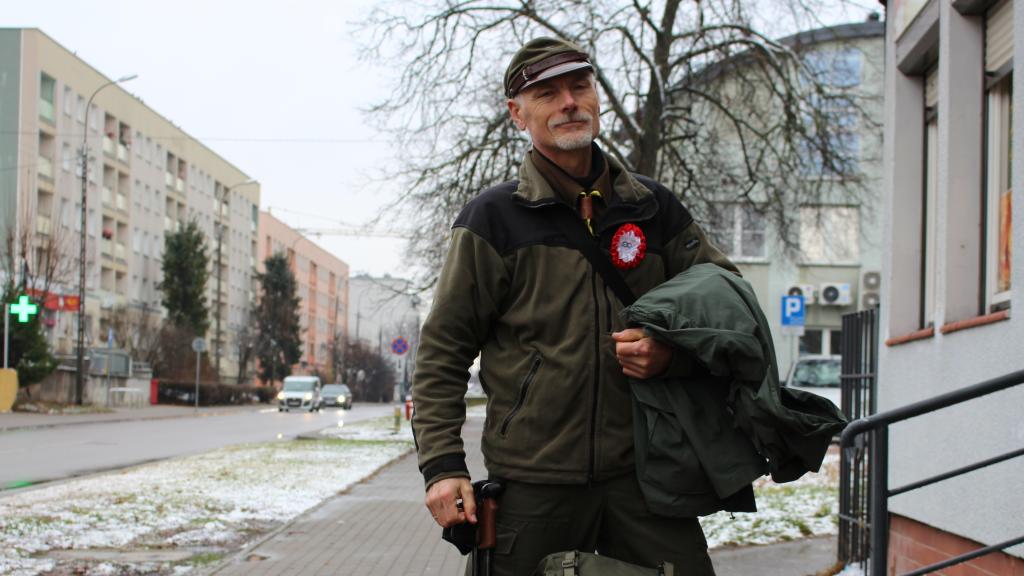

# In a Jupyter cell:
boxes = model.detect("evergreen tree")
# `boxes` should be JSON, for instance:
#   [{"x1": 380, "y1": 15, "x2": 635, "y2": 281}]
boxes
[
  {"x1": 254, "y1": 253, "x2": 303, "y2": 384},
  {"x1": 1, "y1": 284, "x2": 57, "y2": 388},
  {"x1": 159, "y1": 220, "x2": 210, "y2": 335}
]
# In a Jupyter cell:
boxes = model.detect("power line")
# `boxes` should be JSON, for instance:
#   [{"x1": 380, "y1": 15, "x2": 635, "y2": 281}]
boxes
[
  {"x1": 267, "y1": 206, "x2": 410, "y2": 239},
  {"x1": 0, "y1": 130, "x2": 385, "y2": 144}
]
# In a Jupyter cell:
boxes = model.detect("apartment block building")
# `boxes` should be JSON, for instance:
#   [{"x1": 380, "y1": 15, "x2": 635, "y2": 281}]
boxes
[
  {"x1": 0, "y1": 28, "x2": 261, "y2": 381},
  {"x1": 877, "y1": 0, "x2": 1022, "y2": 570},
  {"x1": 258, "y1": 211, "x2": 349, "y2": 380}
]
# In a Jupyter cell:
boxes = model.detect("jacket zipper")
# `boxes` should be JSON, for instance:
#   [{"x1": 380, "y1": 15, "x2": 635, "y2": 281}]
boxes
[
  {"x1": 603, "y1": 284, "x2": 613, "y2": 331},
  {"x1": 499, "y1": 353, "x2": 542, "y2": 436},
  {"x1": 588, "y1": 266, "x2": 601, "y2": 481}
]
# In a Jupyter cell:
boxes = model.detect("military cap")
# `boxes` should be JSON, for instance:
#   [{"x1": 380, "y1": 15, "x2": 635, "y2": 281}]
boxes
[{"x1": 504, "y1": 37, "x2": 593, "y2": 98}]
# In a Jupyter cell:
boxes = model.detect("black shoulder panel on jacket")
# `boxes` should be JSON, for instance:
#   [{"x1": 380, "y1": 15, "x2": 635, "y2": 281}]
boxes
[{"x1": 452, "y1": 180, "x2": 571, "y2": 256}]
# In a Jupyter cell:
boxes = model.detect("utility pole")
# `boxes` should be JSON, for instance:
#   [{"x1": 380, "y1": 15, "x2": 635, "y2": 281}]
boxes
[
  {"x1": 76, "y1": 73, "x2": 137, "y2": 406},
  {"x1": 215, "y1": 218, "x2": 223, "y2": 378}
]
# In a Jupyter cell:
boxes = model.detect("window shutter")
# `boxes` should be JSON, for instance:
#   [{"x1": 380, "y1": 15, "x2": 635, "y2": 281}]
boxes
[
  {"x1": 925, "y1": 67, "x2": 938, "y2": 108},
  {"x1": 986, "y1": 0, "x2": 1013, "y2": 73}
]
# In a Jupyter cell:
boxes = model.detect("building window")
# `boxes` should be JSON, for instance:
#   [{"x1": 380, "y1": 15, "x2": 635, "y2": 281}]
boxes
[
  {"x1": 707, "y1": 203, "x2": 766, "y2": 260},
  {"x1": 984, "y1": 0, "x2": 1013, "y2": 311},
  {"x1": 61, "y1": 143, "x2": 72, "y2": 172},
  {"x1": 799, "y1": 205, "x2": 860, "y2": 264},
  {"x1": 39, "y1": 73, "x2": 56, "y2": 122},
  {"x1": 803, "y1": 49, "x2": 862, "y2": 89},
  {"x1": 918, "y1": 62, "x2": 940, "y2": 328},
  {"x1": 76, "y1": 95, "x2": 85, "y2": 123},
  {"x1": 801, "y1": 49, "x2": 862, "y2": 177},
  {"x1": 799, "y1": 329, "x2": 843, "y2": 356},
  {"x1": 63, "y1": 86, "x2": 73, "y2": 116}
]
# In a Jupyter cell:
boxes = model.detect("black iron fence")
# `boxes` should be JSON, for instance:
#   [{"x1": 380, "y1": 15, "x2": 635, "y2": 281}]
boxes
[
  {"x1": 840, "y1": 368, "x2": 1024, "y2": 575},
  {"x1": 838, "y1": 308, "x2": 879, "y2": 569}
]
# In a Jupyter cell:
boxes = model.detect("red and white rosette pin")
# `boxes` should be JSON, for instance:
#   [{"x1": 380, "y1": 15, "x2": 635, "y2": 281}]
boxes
[{"x1": 610, "y1": 223, "x2": 646, "y2": 270}]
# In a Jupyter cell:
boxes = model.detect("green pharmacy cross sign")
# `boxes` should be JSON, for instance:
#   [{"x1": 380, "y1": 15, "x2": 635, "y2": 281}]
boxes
[{"x1": 9, "y1": 295, "x2": 38, "y2": 323}]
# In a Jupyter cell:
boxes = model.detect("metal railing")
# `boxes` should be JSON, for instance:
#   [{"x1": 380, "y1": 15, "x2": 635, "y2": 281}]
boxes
[
  {"x1": 838, "y1": 308, "x2": 878, "y2": 567},
  {"x1": 840, "y1": 368, "x2": 1024, "y2": 575}
]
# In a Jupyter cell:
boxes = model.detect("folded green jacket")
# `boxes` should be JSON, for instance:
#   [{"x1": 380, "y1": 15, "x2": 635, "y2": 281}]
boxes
[{"x1": 622, "y1": 263, "x2": 848, "y2": 518}]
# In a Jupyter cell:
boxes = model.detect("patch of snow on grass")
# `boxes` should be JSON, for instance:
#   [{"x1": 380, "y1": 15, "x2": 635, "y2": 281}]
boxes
[
  {"x1": 702, "y1": 452, "x2": 840, "y2": 548},
  {"x1": 0, "y1": 416, "x2": 413, "y2": 575},
  {"x1": 836, "y1": 563, "x2": 866, "y2": 576}
]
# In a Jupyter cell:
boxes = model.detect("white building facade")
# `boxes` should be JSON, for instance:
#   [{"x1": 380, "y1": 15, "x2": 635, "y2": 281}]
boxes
[
  {"x1": 879, "y1": 0, "x2": 1022, "y2": 569},
  {"x1": 701, "y1": 21, "x2": 886, "y2": 379}
]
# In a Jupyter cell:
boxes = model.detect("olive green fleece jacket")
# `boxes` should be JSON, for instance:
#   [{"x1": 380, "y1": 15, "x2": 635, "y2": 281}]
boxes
[{"x1": 412, "y1": 148, "x2": 737, "y2": 488}]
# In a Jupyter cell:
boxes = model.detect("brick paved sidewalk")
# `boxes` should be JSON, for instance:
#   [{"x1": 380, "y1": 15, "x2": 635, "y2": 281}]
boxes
[
  {"x1": 212, "y1": 416, "x2": 486, "y2": 576},
  {"x1": 212, "y1": 413, "x2": 838, "y2": 576}
]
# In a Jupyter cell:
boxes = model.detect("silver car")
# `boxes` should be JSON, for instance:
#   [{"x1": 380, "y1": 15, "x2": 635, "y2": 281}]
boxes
[
  {"x1": 783, "y1": 355, "x2": 842, "y2": 407},
  {"x1": 277, "y1": 376, "x2": 323, "y2": 412},
  {"x1": 322, "y1": 384, "x2": 353, "y2": 409}
]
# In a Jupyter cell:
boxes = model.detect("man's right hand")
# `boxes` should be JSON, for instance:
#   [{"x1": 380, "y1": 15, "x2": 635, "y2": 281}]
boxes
[{"x1": 426, "y1": 477, "x2": 477, "y2": 528}]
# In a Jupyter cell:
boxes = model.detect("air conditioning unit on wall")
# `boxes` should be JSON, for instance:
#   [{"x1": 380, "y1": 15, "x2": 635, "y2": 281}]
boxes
[
  {"x1": 818, "y1": 282, "x2": 852, "y2": 306},
  {"x1": 786, "y1": 284, "x2": 817, "y2": 305},
  {"x1": 860, "y1": 270, "x2": 881, "y2": 309}
]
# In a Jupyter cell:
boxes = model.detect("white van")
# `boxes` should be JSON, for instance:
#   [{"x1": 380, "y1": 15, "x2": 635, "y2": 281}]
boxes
[{"x1": 277, "y1": 375, "x2": 323, "y2": 412}]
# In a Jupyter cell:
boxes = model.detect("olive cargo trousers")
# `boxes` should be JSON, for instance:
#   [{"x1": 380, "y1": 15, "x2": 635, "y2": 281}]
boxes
[{"x1": 468, "y1": 472, "x2": 716, "y2": 576}]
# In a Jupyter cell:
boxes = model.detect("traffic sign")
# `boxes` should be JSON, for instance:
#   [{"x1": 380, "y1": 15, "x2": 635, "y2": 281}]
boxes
[
  {"x1": 9, "y1": 295, "x2": 38, "y2": 324},
  {"x1": 191, "y1": 337, "x2": 207, "y2": 353},
  {"x1": 780, "y1": 295, "x2": 805, "y2": 336},
  {"x1": 391, "y1": 337, "x2": 409, "y2": 355}
]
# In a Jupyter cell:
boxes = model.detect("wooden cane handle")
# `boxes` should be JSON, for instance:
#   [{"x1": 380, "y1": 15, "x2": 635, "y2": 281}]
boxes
[{"x1": 477, "y1": 499, "x2": 499, "y2": 549}]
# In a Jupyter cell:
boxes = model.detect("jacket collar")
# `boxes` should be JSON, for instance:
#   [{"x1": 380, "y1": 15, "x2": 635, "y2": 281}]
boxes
[{"x1": 512, "y1": 144, "x2": 659, "y2": 232}]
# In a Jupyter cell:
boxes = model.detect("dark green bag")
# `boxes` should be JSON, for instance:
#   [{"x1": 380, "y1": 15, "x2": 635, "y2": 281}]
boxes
[{"x1": 534, "y1": 550, "x2": 674, "y2": 576}]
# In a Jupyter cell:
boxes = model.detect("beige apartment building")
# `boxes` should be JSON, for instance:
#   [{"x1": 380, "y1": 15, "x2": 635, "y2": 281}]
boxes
[
  {"x1": 0, "y1": 28, "x2": 260, "y2": 381},
  {"x1": 258, "y1": 211, "x2": 349, "y2": 380}
]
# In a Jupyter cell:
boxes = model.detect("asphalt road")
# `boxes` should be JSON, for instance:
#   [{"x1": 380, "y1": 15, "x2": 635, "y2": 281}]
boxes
[{"x1": 0, "y1": 403, "x2": 397, "y2": 489}]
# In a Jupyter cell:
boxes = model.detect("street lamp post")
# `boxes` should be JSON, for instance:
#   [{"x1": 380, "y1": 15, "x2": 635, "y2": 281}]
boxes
[
  {"x1": 214, "y1": 179, "x2": 256, "y2": 380},
  {"x1": 75, "y1": 74, "x2": 137, "y2": 406}
]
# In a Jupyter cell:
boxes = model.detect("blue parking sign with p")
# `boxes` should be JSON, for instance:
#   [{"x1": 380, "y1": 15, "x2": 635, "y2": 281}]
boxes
[{"x1": 781, "y1": 296, "x2": 805, "y2": 335}]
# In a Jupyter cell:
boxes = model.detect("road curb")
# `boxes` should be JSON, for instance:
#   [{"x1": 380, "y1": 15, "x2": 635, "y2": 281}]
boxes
[{"x1": 0, "y1": 407, "x2": 259, "y2": 433}]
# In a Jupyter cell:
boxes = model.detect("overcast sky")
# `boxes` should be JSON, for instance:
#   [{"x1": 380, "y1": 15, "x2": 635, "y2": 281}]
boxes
[
  {"x1": 5, "y1": 0, "x2": 878, "y2": 278},
  {"x1": 5, "y1": 0, "x2": 408, "y2": 277}
]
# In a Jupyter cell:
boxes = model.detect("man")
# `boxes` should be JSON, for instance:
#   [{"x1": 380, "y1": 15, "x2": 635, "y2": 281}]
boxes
[{"x1": 412, "y1": 37, "x2": 735, "y2": 575}]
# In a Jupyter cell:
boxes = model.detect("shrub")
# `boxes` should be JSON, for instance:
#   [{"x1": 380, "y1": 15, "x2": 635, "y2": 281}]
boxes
[{"x1": 156, "y1": 380, "x2": 273, "y2": 406}]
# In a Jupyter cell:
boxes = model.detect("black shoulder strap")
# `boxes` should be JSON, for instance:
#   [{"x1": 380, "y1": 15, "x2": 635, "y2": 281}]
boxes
[{"x1": 551, "y1": 208, "x2": 637, "y2": 306}]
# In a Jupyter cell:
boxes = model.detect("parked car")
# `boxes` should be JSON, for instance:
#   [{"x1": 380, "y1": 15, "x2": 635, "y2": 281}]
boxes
[
  {"x1": 322, "y1": 384, "x2": 353, "y2": 409},
  {"x1": 783, "y1": 354, "x2": 842, "y2": 407},
  {"x1": 277, "y1": 375, "x2": 323, "y2": 412}
]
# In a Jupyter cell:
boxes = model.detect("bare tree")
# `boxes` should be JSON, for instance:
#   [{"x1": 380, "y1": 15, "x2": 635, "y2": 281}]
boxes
[
  {"x1": 358, "y1": 0, "x2": 879, "y2": 279},
  {"x1": 234, "y1": 309, "x2": 259, "y2": 385},
  {"x1": 108, "y1": 303, "x2": 163, "y2": 368},
  {"x1": 2, "y1": 205, "x2": 77, "y2": 298}
]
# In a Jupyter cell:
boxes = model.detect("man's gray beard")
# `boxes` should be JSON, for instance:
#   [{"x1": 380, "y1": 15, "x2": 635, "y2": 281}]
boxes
[
  {"x1": 549, "y1": 113, "x2": 594, "y2": 151},
  {"x1": 552, "y1": 129, "x2": 594, "y2": 151}
]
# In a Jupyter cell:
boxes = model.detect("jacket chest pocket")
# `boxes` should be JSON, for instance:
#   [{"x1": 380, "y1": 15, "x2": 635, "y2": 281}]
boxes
[{"x1": 500, "y1": 352, "x2": 543, "y2": 437}]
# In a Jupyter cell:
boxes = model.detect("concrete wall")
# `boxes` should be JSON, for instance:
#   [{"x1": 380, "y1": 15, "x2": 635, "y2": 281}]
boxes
[
  {"x1": 879, "y1": 0, "x2": 1024, "y2": 557},
  {"x1": 25, "y1": 367, "x2": 151, "y2": 407}
]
